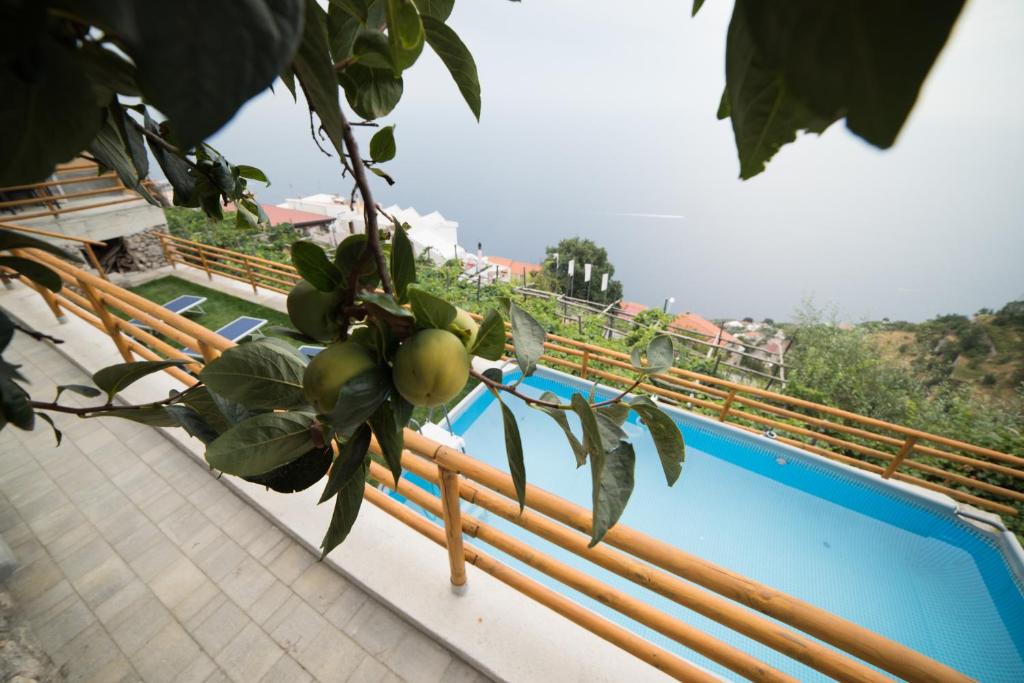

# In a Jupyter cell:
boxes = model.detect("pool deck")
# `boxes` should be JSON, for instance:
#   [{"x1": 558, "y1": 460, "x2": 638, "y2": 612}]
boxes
[{"x1": 0, "y1": 332, "x2": 488, "y2": 683}]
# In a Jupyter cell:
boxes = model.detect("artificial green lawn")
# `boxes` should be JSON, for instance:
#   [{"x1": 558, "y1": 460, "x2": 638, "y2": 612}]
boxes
[{"x1": 125, "y1": 275, "x2": 300, "y2": 348}]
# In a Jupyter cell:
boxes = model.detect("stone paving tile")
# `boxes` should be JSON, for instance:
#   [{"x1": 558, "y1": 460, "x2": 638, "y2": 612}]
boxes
[{"x1": 0, "y1": 334, "x2": 486, "y2": 683}]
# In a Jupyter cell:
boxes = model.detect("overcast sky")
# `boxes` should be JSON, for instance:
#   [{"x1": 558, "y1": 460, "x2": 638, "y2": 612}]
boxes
[{"x1": 208, "y1": 0, "x2": 1024, "y2": 322}]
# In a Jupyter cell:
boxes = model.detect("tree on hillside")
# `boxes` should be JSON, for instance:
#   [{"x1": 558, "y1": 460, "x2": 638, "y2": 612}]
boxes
[{"x1": 539, "y1": 238, "x2": 623, "y2": 303}]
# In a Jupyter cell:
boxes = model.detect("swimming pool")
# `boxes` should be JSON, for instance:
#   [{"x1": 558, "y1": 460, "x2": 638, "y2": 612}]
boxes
[{"x1": 401, "y1": 366, "x2": 1024, "y2": 681}]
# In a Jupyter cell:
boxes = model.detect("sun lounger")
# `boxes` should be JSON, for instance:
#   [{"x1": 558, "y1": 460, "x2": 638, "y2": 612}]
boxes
[
  {"x1": 129, "y1": 294, "x2": 207, "y2": 329},
  {"x1": 183, "y1": 316, "x2": 267, "y2": 358}
]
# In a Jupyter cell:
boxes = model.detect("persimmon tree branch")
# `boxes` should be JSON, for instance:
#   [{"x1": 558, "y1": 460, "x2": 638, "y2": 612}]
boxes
[{"x1": 29, "y1": 384, "x2": 202, "y2": 416}]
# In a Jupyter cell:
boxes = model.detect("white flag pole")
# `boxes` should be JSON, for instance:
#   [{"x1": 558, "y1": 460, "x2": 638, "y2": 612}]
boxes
[{"x1": 601, "y1": 272, "x2": 609, "y2": 291}]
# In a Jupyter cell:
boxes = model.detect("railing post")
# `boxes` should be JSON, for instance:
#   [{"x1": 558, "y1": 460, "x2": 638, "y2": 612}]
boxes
[
  {"x1": 196, "y1": 340, "x2": 219, "y2": 365},
  {"x1": 158, "y1": 233, "x2": 176, "y2": 269},
  {"x1": 882, "y1": 436, "x2": 918, "y2": 479},
  {"x1": 242, "y1": 255, "x2": 258, "y2": 294},
  {"x1": 581, "y1": 349, "x2": 590, "y2": 379},
  {"x1": 437, "y1": 465, "x2": 467, "y2": 593},
  {"x1": 83, "y1": 243, "x2": 109, "y2": 280},
  {"x1": 198, "y1": 244, "x2": 213, "y2": 280},
  {"x1": 78, "y1": 276, "x2": 133, "y2": 362},
  {"x1": 719, "y1": 389, "x2": 737, "y2": 422}
]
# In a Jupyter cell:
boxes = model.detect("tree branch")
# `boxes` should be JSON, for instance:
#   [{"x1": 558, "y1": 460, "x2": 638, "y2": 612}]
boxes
[
  {"x1": 13, "y1": 323, "x2": 63, "y2": 345},
  {"x1": 30, "y1": 384, "x2": 202, "y2": 417},
  {"x1": 338, "y1": 109, "x2": 393, "y2": 295}
]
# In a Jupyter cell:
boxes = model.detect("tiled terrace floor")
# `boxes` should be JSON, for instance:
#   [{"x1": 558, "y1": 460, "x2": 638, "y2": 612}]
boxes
[{"x1": 0, "y1": 332, "x2": 489, "y2": 683}]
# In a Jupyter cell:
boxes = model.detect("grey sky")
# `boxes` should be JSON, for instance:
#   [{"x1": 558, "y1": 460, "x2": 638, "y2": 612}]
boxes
[{"x1": 209, "y1": 0, "x2": 1024, "y2": 322}]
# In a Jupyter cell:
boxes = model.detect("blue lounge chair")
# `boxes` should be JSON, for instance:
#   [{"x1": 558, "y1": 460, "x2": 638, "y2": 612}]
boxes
[
  {"x1": 298, "y1": 345, "x2": 325, "y2": 359},
  {"x1": 183, "y1": 316, "x2": 267, "y2": 358},
  {"x1": 130, "y1": 294, "x2": 207, "y2": 329}
]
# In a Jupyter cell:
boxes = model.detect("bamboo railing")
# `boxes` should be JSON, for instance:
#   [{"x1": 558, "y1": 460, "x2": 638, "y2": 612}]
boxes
[
  {"x1": 9, "y1": 248, "x2": 979, "y2": 682},
  {"x1": 157, "y1": 233, "x2": 1023, "y2": 519}
]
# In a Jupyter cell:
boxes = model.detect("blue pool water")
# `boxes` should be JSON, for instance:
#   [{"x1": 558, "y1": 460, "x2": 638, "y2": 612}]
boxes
[{"x1": 402, "y1": 369, "x2": 1024, "y2": 681}]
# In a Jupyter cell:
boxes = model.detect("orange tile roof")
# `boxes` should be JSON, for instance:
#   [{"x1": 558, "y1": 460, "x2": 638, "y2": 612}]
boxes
[
  {"x1": 617, "y1": 300, "x2": 648, "y2": 316},
  {"x1": 670, "y1": 313, "x2": 738, "y2": 344},
  {"x1": 487, "y1": 256, "x2": 542, "y2": 274},
  {"x1": 225, "y1": 203, "x2": 334, "y2": 228}
]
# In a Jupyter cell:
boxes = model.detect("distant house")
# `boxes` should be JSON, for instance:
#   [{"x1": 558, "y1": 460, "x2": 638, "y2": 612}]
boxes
[
  {"x1": 617, "y1": 300, "x2": 648, "y2": 317},
  {"x1": 261, "y1": 205, "x2": 334, "y2": 230},
  {"x1": 671, "y1": 312, "x2": 739, "y2": 347}
]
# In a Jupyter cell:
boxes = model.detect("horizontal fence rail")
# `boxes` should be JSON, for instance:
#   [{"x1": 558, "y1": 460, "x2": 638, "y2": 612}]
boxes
[
  {"x1": 6, "y1": 248, "x2": 981, "y2": 682},
  {"x1": 157, "y1": 233, "x2": 1024, "y2": 518}
]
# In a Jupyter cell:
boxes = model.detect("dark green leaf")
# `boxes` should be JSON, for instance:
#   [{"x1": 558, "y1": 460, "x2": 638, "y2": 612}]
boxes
[
  {"x1": 77, "y1": 42, "x2": 140, "y2": 100},
  {"x1": 266, "y1": 326, "x2": 321, "y2": 345},
  {"x1": 591, "y1": 440, "x2": 636, "y2": 546},
  {"x1": 328, "y1": 2, "x2": 363, "y2": 62},
  {"x1": 0, "y1": 229, "x2": 82, "y2": 263},
  {"x1": 386, "y1": 0, "x2": 425, "y2": 73},
  {"x1": 330, "y1": 0, "x2": 370, "y2": 22},
  {"x1": 596, "y1": 402, "x2": 630, "y2": 429},
  {"x1": 166, "y1": 404, "x2": 220, "y2": 444},
  {"x1": 0, "y1": 35, "x2": 101, "y2": 185},
  {"x1": 353, "y1": 29, "x2": 395, "y2": 70},
  {"x1": 327, "y1": 366, "x2": 390, "y2": 436},
  {"x1": 206, "y1": 411, "x2": 316, "y2": 477},
  {"x1": 291, "y1": 241, "x2": 343, "y2": 291},
  {"x1": 0, "y1": 377, "x2": 33, "y2": 430},
  {"x1": 496, "y1": 394, "x2": 526, "y2": 511},
  {"x1": 369, "y1": 401, "x2": 404, "y2": 485},
  {"x1": 145, "y1": 113, "x2": 196, "y2": 206},
  {"x1": 422, "y1": 16, "x2": 480, "y2": 121},
  {"x1": 509, "y1": 303, "x2": 546, "y2": 377},
  {"x1": 357, "y1": 292, "x2": 414, "y2": 319},
  {"x1": 320, "y1": 458, "x2": 367, "y2": 557},
  {"x1": 629, "y1": 396, "x2": 685, "y2": 486},
  {"x1": 388, "y1": 222, "x2": 415, "y2": 303},
  {"x1": 716, "y1": 86, "x2": 730, "y2": 120},
  {"x1": 334, "y1": 233, "x2": 381, "y2": 287},
  {"x1": 84, "y1": 406, "x2": 180, "y2": 427},
  {"x1": 470, "y1": 309, "x2": 506, "y2": 361},
  {"x1": 182, "y1": 386, "x2": 235, "y2": 434},
  {"x1": 408, "y1": 286, "x2": 456, "y2": 329},
  {"x1": 55, "y1": 384, "x2": 102, "y2": 401},
  {"x1": 320, "y1": 423, "x2": 372, "y2": 503},
  {"x1": 481, "y1": 368, "x2": 503, "y2": 384},
  {"x1": 337, "y1": 63, "x2": 404, "y2": 120},
  {"x1": 369, "y1": 167, "x2": 395, "y2": 185},
  {"x1": 692, "y1": 0, "x2": 706, "y2": 17},
  {"x1": 36, "y1": 412, "x2": 62, "y2": 446},
  {"x1": 92, "y1": 360, "x2": 190, "y2": 401},
  {"x1": 416, "y1": 0, "x2": 454, "y2": 21},
  {"x1": 88, "y1": 107, "x2": 155, "y2": 203},
  {"x1": 645, "y1": 335, "x2": 674, "y2": 374},
  {"x1": 294, "y1": 0, "x2": 349, "y2": 157},
  {"x1": 0, "y1": 257, "x2": 61, "y2": 292},
  {"x1": 0, "y1": 311, "x2": 13, "y2": 352},
  {"x1": 110, "y1": 102, "x2": 149, "y2": 179},
  {"x1": 246, "y1": 446, "x2": 332, "y2": 493},
  {"x1": 369, "y1": 125, "x2": 397, "y2": 162},
  {"x1": 199, "y1": 338, "x2": 308, "y2": 410},
  {"x1": 530, "y1": 391, "x2": 585, "y2": 467},
  {"x1": 570, "y1": 395, "x2": 606, "y2": 544}
]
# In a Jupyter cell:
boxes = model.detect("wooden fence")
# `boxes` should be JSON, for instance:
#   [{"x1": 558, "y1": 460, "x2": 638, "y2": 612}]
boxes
[
  {"x1": 157, "y1": 233, "x2": 1023, "y2": 519},
  {"x1": 6, "y1": 247, "x2": 982, "y2": 682}
]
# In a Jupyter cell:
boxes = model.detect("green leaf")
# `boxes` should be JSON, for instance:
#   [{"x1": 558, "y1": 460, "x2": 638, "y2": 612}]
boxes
[
  {"x1": 388, "y1": 222, "x2": 415, "y2": 303},
  {"x1": 320, "y1": 423, "x2": 372, "y2": 503},
  {"x1": 88, "y1": 108, "x2": 155, "y2": 203},
  {"x1": 110, "y1": 102, "x2": 148, "y2": 180},
  {"x1": 369, "y1": 125, "x2": 397, "y2": 162},
  {"x1": 422, "y1": 16, "x2": 481, "y2": 121},
  {"x1": 597, "y1": 402, "x2": 631, "y2": 429},
  {"x1": 0, "y1": 257, "x2": 61, "y2": 292},
  {"x1": 144, "y1": 113, "x2": 196, "y2": 206},
  {"x1": 206, "y1": 411, "x2": 316, "y2": 477},
  {"x1": 291, "y1": 241, "x2": 343, "y2": 291},
  {"x1": 386, "y1": 0, "x2": 425, "y2": 73},
  {"x1": 569, "y1": 395, "x2": 606, "y2": 544},
  {"x1": 36, "y1": 412, "x2": 62, "y2": 447},
  {"x1": 509, "y1": 303, "x2": 546, "y2": 377},
  {"x1": 181, "y1": 386, "x2": 235, "y2": 434},
  {"x1": 716, "y1": 86, "x2": 730, "y2": 120},
  {"x1": 470, "y1": 309, "x2": 506, "y2": 361},
  {"x1": 495, "y1": 393, "x2": 526, "y2": 511},
  {"x1": 530, "y1": 391, "x2": 585, "y2": 467},
  {"x1": 591, "y1": 440, "x2": 636, "y2": 547},
  {"x1": 0, "y1": 33, "x2": 102, "y2": 185},
  {"x1": 644, "y1": 335, "x2": 674, "y2": 374},
  {"x1": 294, "y1": 0, "x2": 349, "y2": 157},
  {"x1": 0, "y1": 311, "x2": 14, "y2": 353},
  {"x1": 357, "y1": 291, "x2": 415, "y2": 319},
  {"x1": 245, "y1": 446, "x2": 332, "y2": 493},
  {"x1": 0, "y1": 229, "x2": 82, "y2": 263},
  {"x1": 77, "y1": 42, "x2": 140, "y2": 101},
  {"x1": 0, "y1": 377, "x2": 33, "y2": 431},
  {"x1": 353, "y1": 29, "x2": 396, "y2": 70},
  {"x1": 166, "y1": 405, "x2": 220, "y2": 444},
  {"x1": 369, "y1": 400, "x2": 405, "y2": 485},
  {"x1": 369, "y1": 167, "x2": 395, "y2": 185},
  {"x1": 320, "y1": 458, "x2": 367, "y2": 557},
  {"x1": 416, "y1": 0, "x2": 454, "y2": 21},
  {"x1": 329, "y1": 0, "x2": 370, "y2": 22},
  {"x1": 92, "y1": 360, "x2": 190, "y2": 401},
  {"x1": 327, "y1": 366, "x2": 391, "y2": 436},
  {"x1": 337, "y1": 63, "x2": 404, "y2": 120},
  {"x1": 55, "y1": 384, "x2": 102, "y2": 401},
  {"x1": 481, "y1": 367, "x2": 503, "y2": 384},
  {"x1": 199, "y1": 338, "x2": 308, "y2": 411},
  {"x1": 327, "y1": 2, "x2": 362, "y2": 62},
  {"x1": 408, "y1": 286, "x2": 456, "y2": 329},
  {"x1": 236, "y1": 165, "x2": 269, "y2": 185},
  {"x1": 67, "y1": 0, "x2": 304, "y2": 148},
  {"x1": 629, "y1": 396, "x2": 685, "y2": 486},
  {"x1": 692, "y1": 0, "x2": 706, "y2": 17},
  {"x1": 84, "y1": 406, "x2": 181, "y2": 428}
]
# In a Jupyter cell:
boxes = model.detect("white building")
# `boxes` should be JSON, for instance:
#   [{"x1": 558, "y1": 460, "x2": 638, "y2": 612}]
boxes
[{"x1": 278, "y1": 194, "x2": 464, "y2": 264}]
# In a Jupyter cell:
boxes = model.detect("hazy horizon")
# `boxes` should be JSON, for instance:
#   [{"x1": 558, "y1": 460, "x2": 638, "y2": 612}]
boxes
[{"x1": 204, "y1": 0, "x2": 1024, "y2": 323}]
